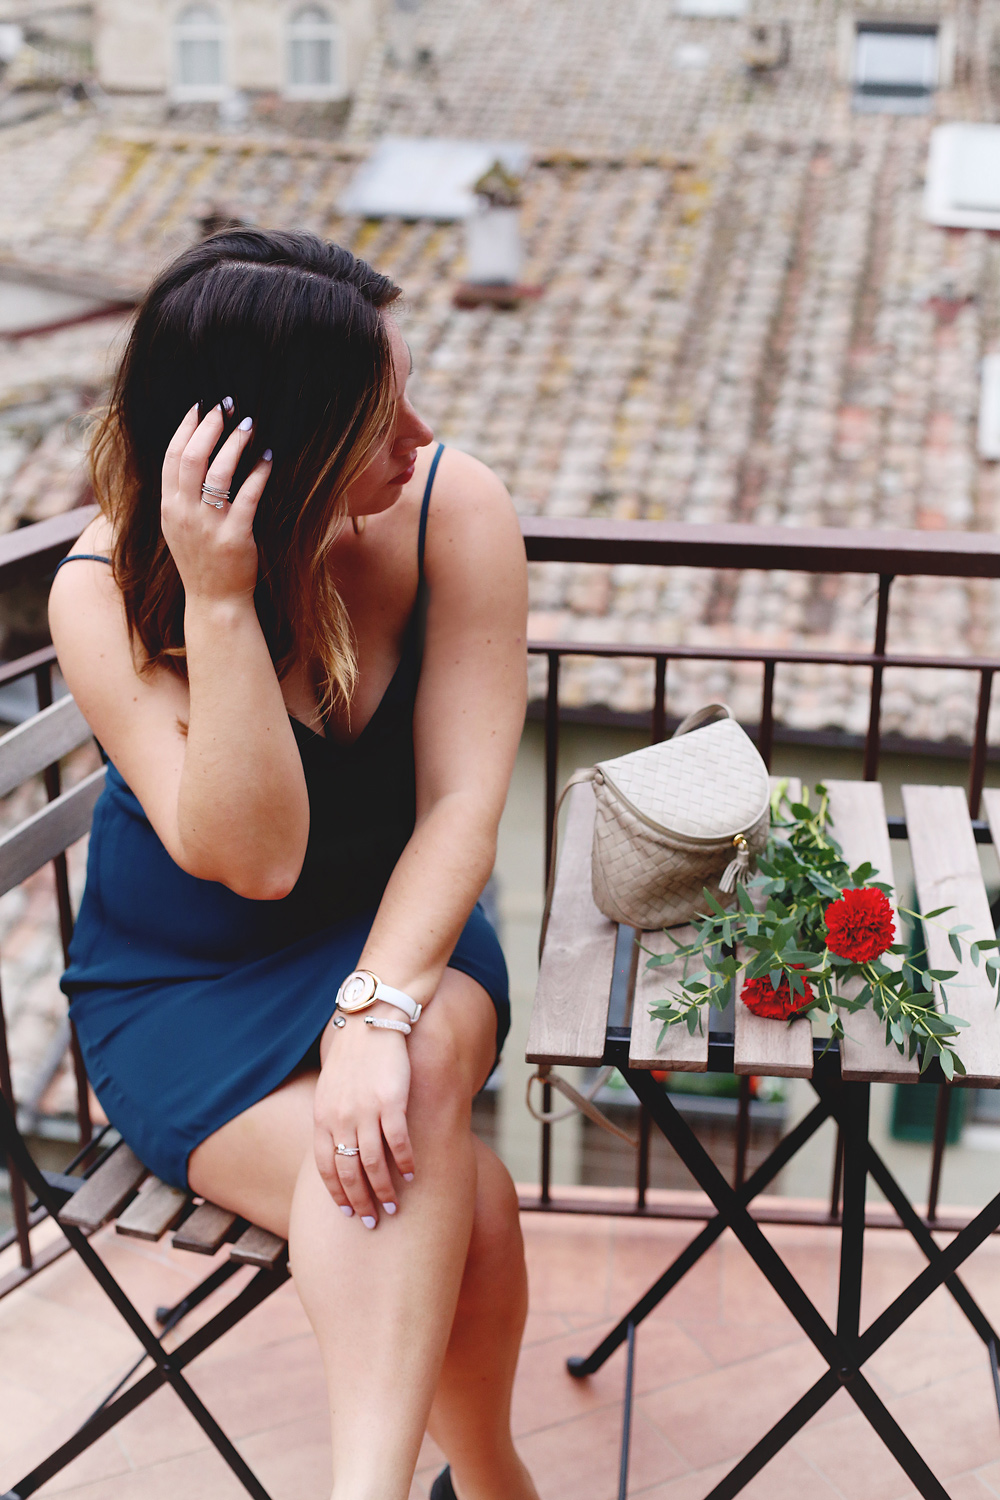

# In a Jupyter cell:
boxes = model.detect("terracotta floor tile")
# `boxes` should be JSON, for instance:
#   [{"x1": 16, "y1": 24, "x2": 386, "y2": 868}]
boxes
[
  {"x1": 940, "y1": 1475, "x2": 1000, "y2": 1500},
  {"x1": 888, "y1": 1365, "x2": 1000, "y2": 1475},
  {"x1": 638, "y1": 1444, "x2": 843, "y2": 1499},
  {"x1": 0, "y1": 1286, "x2": 139, "y2": 1404},
  {"x1": 43, "y1": 1444, "x2": 248, "y2": 1500},
  {"x1": 794, "y1": 1402, "x2": 950, "y2": 1500},
  {"x1": 638, "y1": 1337, "x2": 828, "y2": 1470},
  {"x1": 523, "y1": 1218, "x2": 614, "y2": 1318},
  {"x1": 236, "y1": 1410, "x2": 331, "y2": 1498},
  {"x1": 516, "y1": 1403, "x2": 685, "y2": 1500},
  {"x1": 865, "y1": 1318, "x2": 987, "y2": 1398},
  {"x1": 184, "y1": 1332, "x2": 327, "y2": 1440},
  {"x1": 511, "y1": 1326, "x2": 630, "y2": 1435},
  {"x1": 680, "y1": 1316, "x2": 801, "y2": 1370}
]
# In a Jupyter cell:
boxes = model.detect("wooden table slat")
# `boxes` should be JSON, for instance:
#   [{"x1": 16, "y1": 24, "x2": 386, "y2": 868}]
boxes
[
  {"x1": 734, "y1": 779, "x2": 813, "y2": 1078},
  {"x1": 629, "y1": 925, "x2": 709, "y2": 1071},
  {"x1": 903, "y1": 784, "x2": 1000, "y2": 1086},
  {"x1": 116, "y1": 1178, "x2": 190, "y2": 1241},
  {"x1": 827, "y1": 779, "x2": 919, "y2": 1083},
  {"x1": 527, "y1": 782, "x2": 617, "y2": 1067}
]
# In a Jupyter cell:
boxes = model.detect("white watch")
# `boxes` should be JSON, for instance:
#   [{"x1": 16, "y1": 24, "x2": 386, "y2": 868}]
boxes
[{"x1": 335, "y1": 969, "x2": 423, "y2": 1023}]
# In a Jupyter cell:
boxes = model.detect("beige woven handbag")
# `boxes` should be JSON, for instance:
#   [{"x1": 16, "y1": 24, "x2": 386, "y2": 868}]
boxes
[{"x1": 544, "y1": 704, "x2": 771, "y2": 939}]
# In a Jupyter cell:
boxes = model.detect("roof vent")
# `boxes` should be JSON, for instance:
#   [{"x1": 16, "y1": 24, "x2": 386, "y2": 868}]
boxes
[
  {"x1": 852, "y1": 21, "x2": 937, "y2": 113},
  {"x1": 979, "y1": 355, "x2": 1000, "y2": 462},
  {"x1": 674, "y1": 0, "x2": 747, "y2": 17},
  {"x1": 924, "y1": 123, "x2": 1000, "y2": 230}
]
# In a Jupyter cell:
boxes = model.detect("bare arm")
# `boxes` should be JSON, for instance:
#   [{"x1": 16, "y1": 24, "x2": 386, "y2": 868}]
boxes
[
  {"x1": 312, "y1": 449, "x2": 527, "y2": 1217},
  {"x1": 49, "y1": 406, "x2": 309, "y2": 899}
]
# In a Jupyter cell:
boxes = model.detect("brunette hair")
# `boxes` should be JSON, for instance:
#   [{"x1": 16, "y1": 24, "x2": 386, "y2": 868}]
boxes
[{"x1": 90, "y1": 229, "x2": 402, "y2": 711}]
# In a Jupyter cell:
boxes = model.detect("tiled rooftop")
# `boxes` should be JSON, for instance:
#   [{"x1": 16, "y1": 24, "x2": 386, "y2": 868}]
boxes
[{"x1": 3, "y1": 1203, "x2": 1000, "y2": 1498}]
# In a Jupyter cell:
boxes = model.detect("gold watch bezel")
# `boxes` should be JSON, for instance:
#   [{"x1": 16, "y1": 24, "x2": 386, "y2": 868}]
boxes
[{"x1": 336, "y1": 969, "x2": 380, "y2": 1014}]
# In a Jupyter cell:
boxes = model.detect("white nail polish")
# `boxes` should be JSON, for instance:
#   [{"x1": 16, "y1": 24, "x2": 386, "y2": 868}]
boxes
[
  {"x1": 383, "y1": 1202, "x2": 397, "y2": 1215},
  {"x1": 340, "y1": 1204, "x2": 354, "y2": 1218},
  {"x1": 238, "y1": 415, "x2": 253, "y2": 431},
  {"x1": 403, "y1": 1172, "x2": 414, "y2": 1183},
  {"x1": 221, "y1": 396, "x2": 234, "y2": 412},
  {"x1": 361, "y1": 1215, "x2": 377, "y2": 1230}
]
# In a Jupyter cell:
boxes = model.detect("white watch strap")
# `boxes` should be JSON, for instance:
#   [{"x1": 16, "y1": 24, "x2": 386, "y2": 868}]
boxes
[{"x1": 373, "y1": 981, "x2": 422, "y2": 1023}]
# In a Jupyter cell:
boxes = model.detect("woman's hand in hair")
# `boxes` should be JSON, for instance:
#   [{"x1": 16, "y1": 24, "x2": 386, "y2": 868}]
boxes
[
  {"x1": 160, "y1": 403, "x2": 272, "y2": 606},
  {"x1": 312, "y1": 1013, "x2": 416, "y2": 1226}
]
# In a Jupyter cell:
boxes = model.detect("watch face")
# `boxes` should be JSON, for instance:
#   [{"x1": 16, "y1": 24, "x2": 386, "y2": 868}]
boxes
[{"x1": 339, "y1": 971, "x2": 376, "y2": 1011}]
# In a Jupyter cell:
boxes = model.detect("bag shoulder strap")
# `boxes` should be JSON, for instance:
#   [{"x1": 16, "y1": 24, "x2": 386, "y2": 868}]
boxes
[
  {"x1": 539, "y1": 767, "x2": 595, "y2": 957},
  {"x1": 672, "y1": 702, "x2": 732, "y2": 738}
]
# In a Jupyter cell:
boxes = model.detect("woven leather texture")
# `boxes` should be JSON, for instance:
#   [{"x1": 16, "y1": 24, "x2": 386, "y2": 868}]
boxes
[
  {"x1": 587, "y1": 711, "x2": 771, "y2": 929},
  {"x1": 596, "y1": 718, "x2": 770, "y2": 839}
]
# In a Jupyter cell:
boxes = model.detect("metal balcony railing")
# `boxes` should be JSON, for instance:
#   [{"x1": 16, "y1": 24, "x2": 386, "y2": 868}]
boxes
[{"x1": 4, "y1": 504, "x2": 1000, "y2": 1293}]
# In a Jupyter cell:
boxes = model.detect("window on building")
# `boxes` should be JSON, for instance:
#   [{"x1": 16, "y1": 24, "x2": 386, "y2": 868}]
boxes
[
  {"x1": 924, "y1": 123, "x2": 1000, "y2": 230},
  {"x1": 287, "y1": 5, "x2": 340, "y2": 98},
  {"x1": 174, "y1": 4, "x2": 225, "y2": 98},
  {"x1": 853, "y1": 22, "x2": 938, "y2": 113}
]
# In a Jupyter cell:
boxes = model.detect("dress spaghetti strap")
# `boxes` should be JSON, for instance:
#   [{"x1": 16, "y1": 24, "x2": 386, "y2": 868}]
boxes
[
  {"x1": 53, "y1": 554, "x2": 112, "y2": 572},
  {"x1": 417, "y1": 444, "x2": 444, "y2": 575}
]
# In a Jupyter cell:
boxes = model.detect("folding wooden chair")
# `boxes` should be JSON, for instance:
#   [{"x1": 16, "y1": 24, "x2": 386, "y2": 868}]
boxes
[{"x1": 0, "y1": 694, "x2": 291, "y2": 1500}]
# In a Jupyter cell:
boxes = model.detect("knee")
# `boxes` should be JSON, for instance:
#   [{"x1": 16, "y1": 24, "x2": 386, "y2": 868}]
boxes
[{"x1": 408, "y1": 1020, "x2": 472, "y2": 1124}]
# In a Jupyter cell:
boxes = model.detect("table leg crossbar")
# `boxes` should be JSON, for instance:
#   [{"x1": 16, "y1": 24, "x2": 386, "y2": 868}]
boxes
[{"x1": 571, "y1": 1065, "x2": 1000, "y2": 1500}]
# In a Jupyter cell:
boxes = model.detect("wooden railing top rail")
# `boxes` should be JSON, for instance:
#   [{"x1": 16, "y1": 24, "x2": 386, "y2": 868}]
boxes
[
  {"x1": 7, "y1": 504, "x2": 1000, "y2": 587},
  {"x1": 521, "y1": 516, "x2": 1000, "y2": 578}
]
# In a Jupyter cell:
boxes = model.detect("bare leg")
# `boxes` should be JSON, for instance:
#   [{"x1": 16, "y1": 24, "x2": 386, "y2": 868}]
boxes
[
  {"x1": 427, "y1": 1140, "x2": 539, "y2": 1500},
  {"x1": 188, "y1": 969, "x2": 536, "y2": 1500}
]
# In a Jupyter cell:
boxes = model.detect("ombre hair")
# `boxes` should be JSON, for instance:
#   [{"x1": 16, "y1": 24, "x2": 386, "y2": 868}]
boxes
[{"x1": 90, "y1": 229, "x2": 402, "y2": 713}]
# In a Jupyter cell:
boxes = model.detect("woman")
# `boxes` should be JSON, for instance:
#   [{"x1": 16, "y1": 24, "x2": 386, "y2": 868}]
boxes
[{"x1": 50, "y1": 230, "x2": 536, "y2": 1500}]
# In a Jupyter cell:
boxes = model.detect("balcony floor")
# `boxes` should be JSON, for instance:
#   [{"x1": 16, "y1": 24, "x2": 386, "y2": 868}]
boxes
[{"x1": 2, "y1": 1200, "x2": 1000, "y2": 1499}]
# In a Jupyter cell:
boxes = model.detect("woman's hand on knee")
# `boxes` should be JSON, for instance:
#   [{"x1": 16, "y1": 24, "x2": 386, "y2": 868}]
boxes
[{"x1": 312, "y1": 1021, "x2": 416, "y2": 1227}]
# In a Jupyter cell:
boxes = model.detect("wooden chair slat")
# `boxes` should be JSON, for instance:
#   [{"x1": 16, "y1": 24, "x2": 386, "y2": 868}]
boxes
[
  {"x1": 630, "y1": 925, "x2": 708, "y2": 1071},
  {"x1": 0, "y1": 696, "x2": 93, "y2": 800},
  {"x1": 116, "y1": 1178, "x2": 190, "y2": 1241},
  {"x1": 172, "y1": 1201, "x2": 241, "y2": 1255},
  {"x1": 903, "y1": 784, "x2": 1000, "y2": 1086},
  {"x1": 0, "y1": 766, "x2": 106, "y2": 899},
  {"x1": 826, "y1": 779, "x2": 919, "y2": 1083},
  {"x1": 59, "y1": 1143, "x2": 147, "y2": 1232},
  {"x1": 734, "y1": 778, "x2": 812, "y2": 1078},
  {"x1": 527, "y1": 782, "x2": 616, "y2": 1067},
  {"x1": 230, "y1": 1224, "x2": 288, "y2": 1271}
]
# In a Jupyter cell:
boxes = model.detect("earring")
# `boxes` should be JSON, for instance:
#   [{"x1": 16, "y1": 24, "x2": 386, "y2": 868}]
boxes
[{"x1": 352, "y1": 514, "x2": 366, "y2": 537}]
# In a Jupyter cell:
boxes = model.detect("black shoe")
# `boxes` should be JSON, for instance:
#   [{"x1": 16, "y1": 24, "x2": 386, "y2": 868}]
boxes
[{"x1": 429, "y1": 1466, "x2": 457, "y2": 1500}]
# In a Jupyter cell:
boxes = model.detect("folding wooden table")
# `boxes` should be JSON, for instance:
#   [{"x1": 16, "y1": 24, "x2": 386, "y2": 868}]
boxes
[{"x1": 527, "y1": 778, "x2": 1000, "y2": 1500}]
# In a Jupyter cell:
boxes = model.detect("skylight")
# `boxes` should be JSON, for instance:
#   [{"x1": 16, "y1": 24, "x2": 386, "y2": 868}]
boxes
[
  {"x1": 853, "y1": 23, "x2": 937, "y2": 113},
  {"x1": 925, "y1": 123, "x2": 1000, "y2": 230},
  {"x1": 338, "y1": 138, "x2": 530, "y2": 221},
  {"x1": 674, "y1": 0, "x2": 746, "y2": 17},
  {"x1": 979, "y1": 355, "x2": 1000, "y2": 462}
]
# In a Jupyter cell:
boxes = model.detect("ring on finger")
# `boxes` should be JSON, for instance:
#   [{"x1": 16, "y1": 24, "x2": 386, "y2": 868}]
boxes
[
  {"x1": 335, "y1": 1143, "x2": 361, "y2": 1157},
  {"x1": 201, "y1": 482, "x2": 231, "y2": 508}
]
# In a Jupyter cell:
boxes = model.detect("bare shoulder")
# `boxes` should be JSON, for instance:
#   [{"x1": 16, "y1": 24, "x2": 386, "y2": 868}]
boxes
[
  {"x1": 424, "y1": 447, "x2": 524, "y2": 581},
  {"x1": 48, "y1": 516, "x2": 134, "y2": 700}
]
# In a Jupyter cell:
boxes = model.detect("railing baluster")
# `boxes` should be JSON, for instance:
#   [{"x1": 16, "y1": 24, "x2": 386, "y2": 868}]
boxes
[
  {"x1": 544, "y1": 651, "x2": 560, "y2": 887},
  {"x1": 758, "y1": 660, "x2": 775, "y2": 770},
  {"x1": 968, "y1": 668, "x2": 993, "y2": 819},
  {"x1": 0, "y1": 973, "x2": 32, "y2": 1269},
  {"x1": 863, "y1": 573, "x2": 894, "y2": 781},
  {"x1": 734, "y1": 1075, "x2": 751, "y2": 1189},
  {"x1": 926, "y1": 1085, "x2": 952, "y2": 1224},
  {"x1": 636, "y1": 1103, "x2": 651, "y2": 1208},
  {"x1": 652, "y1": 656, "x2": 667, "y2": 745}
]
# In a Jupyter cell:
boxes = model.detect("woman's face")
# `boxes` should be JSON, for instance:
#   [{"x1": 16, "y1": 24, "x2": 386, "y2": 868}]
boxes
[{"x1": 344, "y1": 317, "x2": 434, "y2": 519}]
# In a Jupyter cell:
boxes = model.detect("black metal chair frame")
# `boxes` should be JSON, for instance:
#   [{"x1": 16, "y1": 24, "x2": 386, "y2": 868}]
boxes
[
  {"x1": 571, "y1": 1025, "x2": 1000, "y2": 1500},
  {"x1": 0, "y1": 1090, "x2": 290, "y2": 1500}
]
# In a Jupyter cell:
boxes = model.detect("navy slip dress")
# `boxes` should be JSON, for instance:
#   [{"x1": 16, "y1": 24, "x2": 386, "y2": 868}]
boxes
[{"x1": 59, "y1": 445, "x2": 510, "y2": 1189}]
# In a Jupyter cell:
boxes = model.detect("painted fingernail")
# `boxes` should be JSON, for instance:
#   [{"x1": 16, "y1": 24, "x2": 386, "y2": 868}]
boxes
[
  {"x1": 238, "y1": 415, "x2": 253, "y2": 431},
  {"x1": 340, "y1": 1204, "x2": 354, "y2": 1218},
  {"x1": 263, "y1": 448, "x2": 273, "y2": 462},
  {"x1": 221, "y1": 396, "x2": 234, "y2": 412},
  {"x1": 383, "y1": 1202, "x2": 397, "y2": 1215},
  {"x1": 361, "y1": 1215, "x2": 377, "y2": 1230},
  {"x1": 403, "y1": 1172, "x2": 414, "y2": 1182}
]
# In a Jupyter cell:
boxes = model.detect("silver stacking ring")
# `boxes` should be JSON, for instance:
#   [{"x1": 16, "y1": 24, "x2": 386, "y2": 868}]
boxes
[
  {"x1": 201, "y1": 482, "x2": 230, "y2": 509},
  {"x1": 335, "y1": 1143, "x2": 361, "y2": 1158}
]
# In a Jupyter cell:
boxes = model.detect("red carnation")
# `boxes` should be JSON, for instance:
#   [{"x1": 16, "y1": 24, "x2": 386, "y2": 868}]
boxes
[
  {"x1": 824, "y1": 887, "x2": 895, "y2": 964},
  {"x1": 741, "y1": 969, "x2": 814, "y2": 1021}
]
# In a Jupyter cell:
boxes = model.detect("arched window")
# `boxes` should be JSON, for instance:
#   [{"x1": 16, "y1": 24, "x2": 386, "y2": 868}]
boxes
[
  {"x1": 173, "y1": 4, "x2": 226, "y2": 98},
  {"x1": 287, "y1": 5, "x2": 340, "y2": 98}
]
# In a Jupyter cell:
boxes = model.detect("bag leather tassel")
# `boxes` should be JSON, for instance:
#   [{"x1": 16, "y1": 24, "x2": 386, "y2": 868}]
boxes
[{"x1": 719, "y1": 834, "x2": 752, "y2": 895}]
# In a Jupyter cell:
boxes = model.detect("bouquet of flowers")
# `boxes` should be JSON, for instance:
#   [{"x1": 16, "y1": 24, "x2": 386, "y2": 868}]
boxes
[{"x1": 648, "y1": 783, "x2": 1000, "y2": 1079}]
